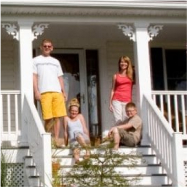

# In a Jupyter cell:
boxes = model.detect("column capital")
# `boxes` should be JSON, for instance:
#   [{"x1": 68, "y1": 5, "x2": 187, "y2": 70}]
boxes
[
  {"x1": 148, "y1": 25, "x2": 163, "y2": 41},
  {"x1": 18, "y1": 20, "x2": 34, "y2": 27},
  {"x1": 1, "y1": 22, "x2": 19, "y2": 40},
  {"x1": 118, "y1": 22, "x2": 163, "y2": 42},
  {"x1": 32, "y1": 23, "x2": 49, "y2": 40},
  {"x1": 118, "y1": 24, "x2": 135, "y2": 41},
  {"x1": 134, "y1": 22, "x2": 149, "y2": 28}
]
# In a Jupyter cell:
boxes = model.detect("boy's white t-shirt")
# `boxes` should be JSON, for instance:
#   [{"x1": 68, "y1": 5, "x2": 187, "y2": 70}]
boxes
[{"x1": 33, "y1": 55, "x2": 63, "y2": 94}]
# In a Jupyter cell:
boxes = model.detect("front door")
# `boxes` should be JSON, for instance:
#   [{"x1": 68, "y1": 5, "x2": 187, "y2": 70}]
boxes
[{"x1": 51, "y1": 49, "x2": 89, "y2": 125}]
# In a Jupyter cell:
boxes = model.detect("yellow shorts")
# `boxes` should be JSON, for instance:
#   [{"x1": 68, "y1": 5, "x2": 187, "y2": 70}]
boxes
[{"x1": 41, "y1": 92, "x2": 67, "y2": 120}]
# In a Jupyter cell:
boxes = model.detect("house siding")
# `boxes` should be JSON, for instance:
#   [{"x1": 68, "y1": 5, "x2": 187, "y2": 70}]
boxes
[{"x1": 1, "y1": 40, "x2": 19, "y2": 90}]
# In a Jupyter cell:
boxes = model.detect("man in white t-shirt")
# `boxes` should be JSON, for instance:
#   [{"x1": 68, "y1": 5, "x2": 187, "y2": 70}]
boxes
[{"x1": 33, "y1": 39, "x2": 67, "y2": 146}]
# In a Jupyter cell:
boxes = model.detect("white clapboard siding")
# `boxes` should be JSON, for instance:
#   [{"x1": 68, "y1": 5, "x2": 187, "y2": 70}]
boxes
[{"x1": 1, "y1": 40, "x2": 18, "y2": 90}]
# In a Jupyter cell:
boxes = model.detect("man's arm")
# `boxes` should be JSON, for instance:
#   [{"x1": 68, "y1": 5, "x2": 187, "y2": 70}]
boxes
[
  {"x1": 58, "y1": 76, "x2": 67, "y2": 101},
  {"x1": 33, "y1": 73, "x2": 41, "y2": 100}
]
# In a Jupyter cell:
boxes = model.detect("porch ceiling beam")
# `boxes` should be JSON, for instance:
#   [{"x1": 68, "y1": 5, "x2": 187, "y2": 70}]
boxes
[
  {"x1": 1, "y1": 0, "x2": 187, "y2": 9},
  {"x1": 1, "y1": 16, "x2": 186, "y2": 25},
  {"x1": 1, "y1": 6, "x2": 186, "y2": 17}
]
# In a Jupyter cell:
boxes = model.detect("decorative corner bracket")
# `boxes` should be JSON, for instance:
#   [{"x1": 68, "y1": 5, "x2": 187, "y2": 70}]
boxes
[
  {"x1": 32, "y1": 23, "x2": 49, "y2": 40},
  {"x1": 118, "y1": 24, "x2": 135, "y2": 42},
  {"x1": 1, "y1": 23, "x2": 19, "y2": 40},
  {"x1": 148, "y1": 25, "x2": 163, "y2": 41}
]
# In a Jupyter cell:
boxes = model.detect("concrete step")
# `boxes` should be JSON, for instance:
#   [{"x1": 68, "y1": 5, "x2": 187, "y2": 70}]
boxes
[
  {"x1": 24, "y1": 155, "x2": 42, "y2": 187},
  {"x1": 24, "y1": 156, "x2": 36, "y2": 166},
  {"x1": 26, "y1": 166, "x2": 39, "y2": 176},
  {"x1": 28, "y1": 176, "x2": 42, "y2": 187},
  {"x1": 126, "y1": 175, "x2": 171, "y2": 186},
  {"x1": 54, "y1": 154, "x2": 159, "y2": 166},
  {"x1": 61, "y1": 174, "x2": 171, "y2": 186},
  {"x1": 60, "y1": 164, "x2": 166, "y2": 176},
  {"x1": 51, "y1": 145, "x2": 172, "y2": 187},
  {"x1": 52, "y1": 145, "x2": 156, "y2": 157}
]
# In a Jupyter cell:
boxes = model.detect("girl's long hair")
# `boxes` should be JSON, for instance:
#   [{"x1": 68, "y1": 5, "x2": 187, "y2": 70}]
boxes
[{"x1": 118, "y1": 56, "x2": 133, "y2": 80}]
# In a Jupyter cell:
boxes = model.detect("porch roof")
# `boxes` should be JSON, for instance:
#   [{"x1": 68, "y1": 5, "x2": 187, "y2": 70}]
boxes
[
  {"x1": 1, "y1": 0, "x2": 187, "y2": 8},
  {"x1": 1, "y1": 0, "x2": 187, "y2": 18}
]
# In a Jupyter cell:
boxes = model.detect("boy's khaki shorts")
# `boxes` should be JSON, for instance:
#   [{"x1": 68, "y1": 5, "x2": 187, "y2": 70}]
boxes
[
  {"x1": 118, "y1": 128, "x2": 136, "y2": 147},
  {"x1": 41, "y1": 92, "x2": 67, "y2": 120}
]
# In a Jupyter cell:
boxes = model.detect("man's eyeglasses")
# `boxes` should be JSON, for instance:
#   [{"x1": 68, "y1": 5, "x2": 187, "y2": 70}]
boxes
[{"x1": 43, "y1": 45, "x2": 52, "y2": 48}]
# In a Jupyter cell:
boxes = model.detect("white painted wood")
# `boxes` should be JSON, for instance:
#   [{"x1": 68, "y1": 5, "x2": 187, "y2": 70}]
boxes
[
  {"x1": 23, "y1": 94, "x2": 52, "y2": 187},
  {"x1": 172, "y1": 133, "x2": 185, "y2": 186},
  {"x1": 1, "y1": 0, "x2": 186, "y2": 9},
  {"x1": 181, "y1": 95, "x2": 186, "y2": 134},
  {"x1": 18, "y1": 21, "x2": 34, "y2": 146},
  {"x1": 143, "y1": 94, "x2": 186, "y2": 187},
  {"x1": 133, "y1": 23, "x2": 151, "y2": 145},
  {"x1": 174, "y1": 95, "x2": 179, "y2": 132},
  {"x1": 14, "y1": 94, "x2": 19, "y2": 136},
  {"x1": 1, "y1": 91, "x2": 21, "y2": 146},
  {"x1": 42, "y1": 133, "x2": 52, "y2": 187},
  {"x1": 152, "y1": 91, "x2": 187, "y2": 134},
  {"x1": 1, "y1": 148, "x2": 30, "y2": 163},
  {"x1": 167, "y1": 94, "x2": 172, "y2": 126},
  {"x1": 134, "y1": 22, "x2": 151, "y2": 107}
]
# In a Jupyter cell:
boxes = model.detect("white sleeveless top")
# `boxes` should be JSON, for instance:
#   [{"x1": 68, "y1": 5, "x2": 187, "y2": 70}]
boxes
[{"x1": 67, "y1": 119, "x2": 84, "y2": 142}]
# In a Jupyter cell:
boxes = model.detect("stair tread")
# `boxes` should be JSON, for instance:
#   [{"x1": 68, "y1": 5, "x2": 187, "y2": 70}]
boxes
[
  {"x1": 29, "y1": 175, "x2": 40, "y2": 178},
  {"x1": 60, "y1": 164, "x2": 162, "y2": 167},
  {"x1": 26, "y1": 165, "x2": 36, "y2": 168},
  {"x1": 61, "y1": 174, "x2": 168, "y2": 177}
]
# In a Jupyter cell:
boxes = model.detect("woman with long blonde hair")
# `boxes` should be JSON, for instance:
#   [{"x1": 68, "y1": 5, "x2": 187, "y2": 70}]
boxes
[{"x1": 109, "y1": 56, "x2": 133, "y2": 125}]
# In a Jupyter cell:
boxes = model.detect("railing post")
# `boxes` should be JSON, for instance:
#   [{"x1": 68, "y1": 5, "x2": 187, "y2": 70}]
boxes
[
  {"x1": 0, "y1": 94, "x2": 3, "y2": 145},
  {"x1": 42, "y1": 133, "x2": 52, "y2": 187},
  {"x1": 172, "y1": 132, "x2": 185, "y2": 187}
]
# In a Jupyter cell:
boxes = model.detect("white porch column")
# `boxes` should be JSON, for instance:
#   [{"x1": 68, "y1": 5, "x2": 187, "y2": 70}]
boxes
[
  {"x1": 18, "y1": 21, "x2": 34, "y2": 146},
  {"x1": 133, "y1": 22, "x2": 151, "y2": 145}
]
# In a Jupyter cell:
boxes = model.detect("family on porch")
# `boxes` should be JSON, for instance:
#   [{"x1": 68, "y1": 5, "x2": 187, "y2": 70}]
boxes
[{"x1": 33, "y1": 39, "x2": 143, "y2": 164}]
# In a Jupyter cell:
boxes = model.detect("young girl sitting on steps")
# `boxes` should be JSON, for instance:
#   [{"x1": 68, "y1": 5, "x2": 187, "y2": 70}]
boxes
[{"x1": 63, "y1": 98, "x2": 91, "y2": 164}]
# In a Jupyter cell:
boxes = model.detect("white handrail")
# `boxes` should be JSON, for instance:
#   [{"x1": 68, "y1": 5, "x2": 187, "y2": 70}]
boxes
[
  {"x1": 143, "y1": 94, "x2": 185, "y2": 187},
  {"x1": 23, "y1": 94, "x2": 52, "y2": 187}
]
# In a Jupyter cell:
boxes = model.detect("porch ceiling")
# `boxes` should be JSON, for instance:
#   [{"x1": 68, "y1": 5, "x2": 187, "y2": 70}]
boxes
[
  {"x1": 1, "y1": 23, "x2": 186, "y2": 45},
  {"x1": 1, "y1": 1, "x2": 186, "y2": 45}
]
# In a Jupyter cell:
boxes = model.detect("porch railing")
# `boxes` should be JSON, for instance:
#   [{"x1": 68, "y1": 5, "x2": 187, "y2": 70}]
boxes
[
  {"x1": 1, "y1": 91, "x2": 52, "y2": 186},
  {"x1": 143, "y1": 94, "x2": 186, "y2": 186},
  {"x1": 23, "y1": 94, "x2": 52, "y2": 187},
  {"x1": 1, "y1": 90, "x2": 21, "y2": 146},
  {"x1": 151, "y1": 91, "x2": 187, "y2": 137}
]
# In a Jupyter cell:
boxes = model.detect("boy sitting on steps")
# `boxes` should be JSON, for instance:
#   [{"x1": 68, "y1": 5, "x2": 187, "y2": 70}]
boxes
[{"x1": 108, "y1": 102, "x2": 142, "y2": 151}]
